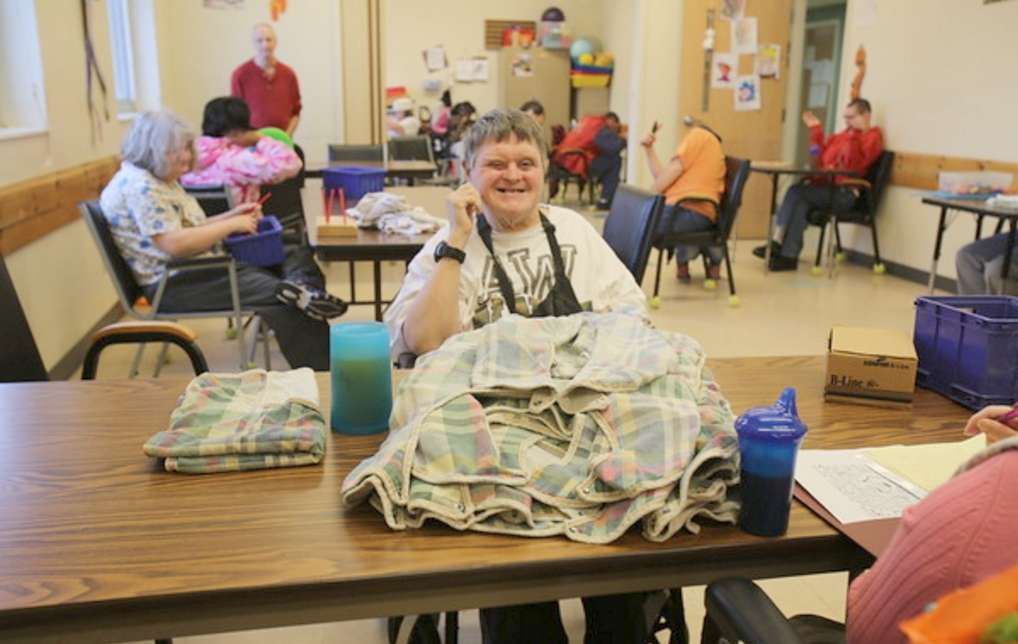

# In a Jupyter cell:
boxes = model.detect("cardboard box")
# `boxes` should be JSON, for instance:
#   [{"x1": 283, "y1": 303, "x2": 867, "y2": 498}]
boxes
[{"x1": 825, "y1": 326, "x2": 918, "y2": 407}]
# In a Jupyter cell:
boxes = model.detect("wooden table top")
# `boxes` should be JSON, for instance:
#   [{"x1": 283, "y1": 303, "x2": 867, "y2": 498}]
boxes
[{"x1": 0, "y1": 356, "x2": 969, "y2": 642}]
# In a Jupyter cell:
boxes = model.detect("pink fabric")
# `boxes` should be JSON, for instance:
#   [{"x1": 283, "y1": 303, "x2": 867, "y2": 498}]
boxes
[
  {"x1": 182, "y1": 136, "x2": 301, "y2": 204},
  {"x1": 846, "y1": 449, "x2": 1018, "y2": 644}
]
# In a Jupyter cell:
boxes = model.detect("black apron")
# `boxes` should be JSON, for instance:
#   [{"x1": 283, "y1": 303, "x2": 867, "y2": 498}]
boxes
[{"x1": 475, "y1": 212, "x2": 583, "y2": 318}]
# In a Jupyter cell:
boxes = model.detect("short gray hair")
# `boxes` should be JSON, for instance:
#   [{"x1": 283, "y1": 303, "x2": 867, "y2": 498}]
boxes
[
  {"x1": 462, "y1": 108, "x2": 547, "y2": 171},
  {"x1": 120, "y1": 110, "x2": 195, "y2": 180}
]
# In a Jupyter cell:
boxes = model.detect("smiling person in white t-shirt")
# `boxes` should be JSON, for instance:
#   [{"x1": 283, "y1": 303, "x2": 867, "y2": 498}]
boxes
[
  {"x1": 384, "y1": 108, "x2": 647, "y2": 361},
  {"x1": 383, "y1": 107, "x2": 656, "y2": 644}
]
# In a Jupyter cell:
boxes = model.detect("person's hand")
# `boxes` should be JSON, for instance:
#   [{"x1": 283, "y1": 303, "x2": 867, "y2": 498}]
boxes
[
  {"x1": 640, "y1": 132, "x2": 656, "y2": 149},
  {"x1": 228, "y1": 130, "x2": 263, "y2": 148},
  {"x1": 802, "y1": 111, "x2": 821, "y2": 128},
  {"x1": 446, "y1": 183, "x2": 482, "y2": 248},
  {"x1": 963, "y1": 405, "x2": 1018, "y2": 445}
]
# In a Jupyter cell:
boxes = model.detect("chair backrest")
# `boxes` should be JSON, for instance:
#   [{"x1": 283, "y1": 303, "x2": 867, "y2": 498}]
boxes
[
  {"x1": 715, "y1": 156, "x2": 752, "y2": 241},
  {"x1": 184, "y1": 184, "x2": 233, "y2": 216},
  {"x1": 863, "y1": 150, "x2": 895, "y2": 214},
  {"x1": 601, "y1": 184, "x2": 665, "y2": 284},
  {"x1": 327, "y1": 144, "x2": 384, "y2": 163},
  {"x1": 388, "y1": 135, "x2": 434, "y2": 163},
  {"x1": 80, "y1": 200, "x2": 144, "y2": 311},
  {"x1": 0, "y1": 254, "x2": 48, "y2": 382}
]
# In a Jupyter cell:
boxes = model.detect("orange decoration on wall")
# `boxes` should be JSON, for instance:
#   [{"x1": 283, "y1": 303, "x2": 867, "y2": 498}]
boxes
[
  {"x1": 850, "y1": 45, "x2": 866, "y2": 100},
  {"x1": 269, "y1": 0, "x2": 287, "y2": 22}
]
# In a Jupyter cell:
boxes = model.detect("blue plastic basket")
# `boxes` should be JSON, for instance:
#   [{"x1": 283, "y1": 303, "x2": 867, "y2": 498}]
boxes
[
  {"x1": 321, "y1": 166, "x2": 386, "y2": 202},
  {"x1": 224, "y1": 215, "x2": 285, "y2": 267},
  {"x1": 913, "y1": 295, "x2": 1018, "y2": 409}
]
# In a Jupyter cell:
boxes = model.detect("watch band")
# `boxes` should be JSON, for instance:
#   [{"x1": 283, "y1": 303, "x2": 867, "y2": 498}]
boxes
[{"x1": 434, "y1": 241, "x2": 466, "y2": 264}]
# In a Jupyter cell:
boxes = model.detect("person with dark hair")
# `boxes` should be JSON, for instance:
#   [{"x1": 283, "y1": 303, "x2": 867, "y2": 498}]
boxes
[
  {"x1": 181, "y1": 96, "x2": 301, "y2": 205},
  {"x1": 755, "y1": 98, "x2": 883, "y2": 271},
  {"x1": 231, "y1": 23, "x2": 302, "y2": 137},
  {"x1": 520, "y1": 99, "x2": 545, "y2": 125},
  {"x1": 590, "y1": 111, "x2": 627, "y2": 209}
]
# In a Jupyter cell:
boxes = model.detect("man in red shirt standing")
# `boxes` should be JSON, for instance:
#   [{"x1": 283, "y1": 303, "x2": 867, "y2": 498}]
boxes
[
  {"x1": 756, "y1": 98, "x2": 883, "y2": 271},
  {"x1": 230, "y1": 23, "x2": 301, "y2": 138}
]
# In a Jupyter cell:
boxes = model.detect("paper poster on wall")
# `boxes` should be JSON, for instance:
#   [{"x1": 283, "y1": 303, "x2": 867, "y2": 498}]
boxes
[
  {"x1": 512, "y1": 53, "x2": 534, "y2": 77},
  {"x1": 470, "y1": 57, "x2": 490, "y2": 82},
  {"x1": 455, "y1": 59, "x2": 474, "y2": 82},
  {"x1": 734, "y1": 74, "x2": 761, "y2": 111},
  {"x1": 808, "y1": 83, "x2": 829, "y2": 108},
  {"x1": 423, "y1": 46, "x2": 447, "y2": 72},
  {"x1": 731, "y1": 17, "x2": 758, "y2": 54},
  {"x1": 710, "y1": 53, "x2": 737, "y2": 89},
  {"x1": 719, "y1": 0, "x2": 745, "y2": 21},
  {"x1": 755, "y1": 43, "x2": 781, "y2": 79}
]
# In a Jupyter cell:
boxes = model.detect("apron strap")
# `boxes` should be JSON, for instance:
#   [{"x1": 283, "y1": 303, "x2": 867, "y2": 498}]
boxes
[{"x1": 476, "y1": 215, "x2": 519, "y2": 315}]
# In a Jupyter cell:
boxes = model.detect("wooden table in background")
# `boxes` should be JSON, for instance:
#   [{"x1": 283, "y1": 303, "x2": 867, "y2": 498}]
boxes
[
  {"x1": 920, "y1": 196, "x2": 1018, "y2": 293},
  {"x1": 0, "y1": 357, "x2": 969, "y2": 642},
  {"x1": 304, "y1": 179, "x2": 449, "y2": 320}
]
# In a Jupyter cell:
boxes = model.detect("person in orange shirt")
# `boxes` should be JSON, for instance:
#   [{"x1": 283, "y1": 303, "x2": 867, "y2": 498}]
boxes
[{"x1": 641, "y1": 121, "x2": 726, "y2": 282}]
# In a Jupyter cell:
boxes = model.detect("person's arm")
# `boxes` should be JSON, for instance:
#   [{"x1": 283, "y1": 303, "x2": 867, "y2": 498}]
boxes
[
  {"x1": 287, "y1": 72, "x2": 302, "y2": 136},
  {"x1": 286, "y1": 114, "x2": 300, "y2": 137},
  {"x1": 964, "y1": 405, "x2": 1018, "y2": 444},
  {"x1": 153, "y1": 203, "x2": 260, "y2": 258},
  {"x1": 594, "y1": 127, "x2": 626, "y2": 156},
  {"x1": 230, "y1": 68, "x2": 243, "y2": 98},
  {"x1": 400, "y1": 184, "x2": 480, "y2": 355},
  {"x1": 641, "y1": 131, "x2": 685, "y2": 193}
]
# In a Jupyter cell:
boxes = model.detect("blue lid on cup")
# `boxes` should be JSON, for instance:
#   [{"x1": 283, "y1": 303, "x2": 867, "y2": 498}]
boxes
[{"x1": 735, "y1": 387, "x2": 808, "y2": 441}]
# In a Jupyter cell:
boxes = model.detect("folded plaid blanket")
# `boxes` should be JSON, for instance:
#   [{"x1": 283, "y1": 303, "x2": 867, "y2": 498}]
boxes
[
  {"x1": 341, "y1": 312, "x2": 740, "y2": 544},
  {"x1": 144, "y1": 368, "x2": 326, "y2": 473}
]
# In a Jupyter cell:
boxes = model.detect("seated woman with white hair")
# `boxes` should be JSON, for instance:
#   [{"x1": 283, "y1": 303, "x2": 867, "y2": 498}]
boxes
[{"x1": 99, "y1": 110, "x2": 345, "y2": 370}]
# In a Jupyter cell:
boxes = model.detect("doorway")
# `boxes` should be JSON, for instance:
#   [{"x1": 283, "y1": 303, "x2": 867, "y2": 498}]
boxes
[{"x1": 795, "y1": 1, "x2": 846, "y2": 166}]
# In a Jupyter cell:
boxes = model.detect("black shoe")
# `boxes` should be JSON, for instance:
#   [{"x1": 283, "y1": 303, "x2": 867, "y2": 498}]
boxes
[
  {"x1": 768, "y1": 255, "x2": 799, "y2": 271},
  {"x1": 753, "y1": 240, "x2": 781, "y2": 259},
  {"x1": 595, "y1": 199, "x2": 611, "y2": 210},
  {"x1": 275, "y1": 280, "x2": 348, "y2": 321}
]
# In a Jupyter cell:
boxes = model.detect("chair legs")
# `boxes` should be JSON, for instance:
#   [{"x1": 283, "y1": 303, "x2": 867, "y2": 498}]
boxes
[
  {"x1": 723, "y1": 244, "x2": 738, "y2": 304},
  {"x1": 870, "y1": 220, "x2": 885, "y2": 273}
]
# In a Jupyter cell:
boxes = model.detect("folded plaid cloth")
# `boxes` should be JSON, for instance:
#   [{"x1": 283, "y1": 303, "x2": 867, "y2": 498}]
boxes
[
  {"x1": 144, "y1": 368, "x2": 327, "y2": 473},
  {"x1": 341, "y1": 312, "x2": 740, "y2": 544}
]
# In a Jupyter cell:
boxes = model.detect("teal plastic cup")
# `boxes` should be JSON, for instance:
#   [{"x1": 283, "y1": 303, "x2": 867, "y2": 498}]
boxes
[{"x1": 329, "y1": 322, "x2": 392, "y2": 435}]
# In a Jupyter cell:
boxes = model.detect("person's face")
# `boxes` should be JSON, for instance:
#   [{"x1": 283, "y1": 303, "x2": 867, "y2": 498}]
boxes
[
  {"x1": 468, "y1": 135, "x2": 544, "y2": 230},
  {"x1": 605, "y1": 117, "x2": 620, "y2": 133},
  {"x1": 252, "y1": 26, "x2": 277, "y2": 59},
  {"x1": 166, "y1": 144, "x2": 193, "y2": 181},
  {"x1": 843, "y1": 105, "x2": 869, "y2": 130},
  {"x1": 524, "y1": 110, "x2": 545, "y2": 126}
]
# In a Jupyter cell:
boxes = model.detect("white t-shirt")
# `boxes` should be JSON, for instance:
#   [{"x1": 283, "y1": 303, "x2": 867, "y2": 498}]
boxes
[{"x1": 384, "y1": 205, "x2": 648, "y2": 358}]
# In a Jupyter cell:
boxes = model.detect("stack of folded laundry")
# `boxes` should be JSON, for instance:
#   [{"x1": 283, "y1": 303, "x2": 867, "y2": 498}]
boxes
[
  {"x1": 144, "y1": 368, "x2": 326, "y2": 473},
  {"x1": 346, "y1": 192, "x2": 445, "y2": 235}
]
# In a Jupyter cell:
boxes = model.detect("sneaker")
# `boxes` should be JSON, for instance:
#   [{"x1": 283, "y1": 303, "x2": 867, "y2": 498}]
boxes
[
  {"x1": 675, "y1": 261, "x2": 692, "y2": 284},
  {"x1": 768, "y1": 255, "x2": 799, "y2": 272},
  {"x1": 752, "y1": 240, "x2": 782, "y2": 259},
  {"x1": 275, "y1": 280, "x2": 348, "y2": 321},
  {"x1": 595, "y1": 199, "x2": 611, "y2": 210},
  {"x1": 706, "y1": 263, "x2": 722, "y2": 281}
]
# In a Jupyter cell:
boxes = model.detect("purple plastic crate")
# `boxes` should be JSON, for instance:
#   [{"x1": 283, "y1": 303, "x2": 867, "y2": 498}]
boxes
[
  {"x1": 224, "y1": 215, "x2": 285, "y2": 267},
  {"x1": 321, "y1": 166, "x2": 385, "y2": 202},
  {"x1": 913, "y1": 295, "x2": 1018, "y2": 409}
]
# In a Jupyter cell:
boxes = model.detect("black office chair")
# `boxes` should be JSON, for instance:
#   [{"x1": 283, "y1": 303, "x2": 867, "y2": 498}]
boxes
[
  {"x1": 80, "y1": 200, "x2": 270, "y2": 375},
  {"x1": 807, "y1": 150, "x2": 895, "y2": 277},
  {"x1": 602, "y1": 184, "x2": 665, "y2": 285},
  {"x1": 328, "y1": 143, "x2": 384, "y2": 163},
  {"x1": 388, "y1": 135, "x2": 435, "y2": 163},
  {"x1": 650, "y1": 156, "x2": 751, "y2": 308},
  {"x1": 0, "y1": 252, "x2": 207, "y2": 383},
  {"x1": 184, "y1": 184, "x2": 233, "y2": 216},
  {"x1": 701, "y1": 578, "x2": 845, "y2": 644}
]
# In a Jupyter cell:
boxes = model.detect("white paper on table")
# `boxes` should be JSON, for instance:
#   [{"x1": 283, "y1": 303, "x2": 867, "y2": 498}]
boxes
[
  {"x1": 733, "y1": 74, "x2": 761, "y2": 111},
  {"x1": 807, "y1": 83, "x2": 829, "y2": 108},
  {"x1": 710, "y1": 52, "x2": 738, "y2": 88},
  {"x1": 864, "y1": 434, "x2": 987, "y2": 493},
  {"x1": 424, "y1": 46, "x2": 447, "y2": 72},
  {"x1": 731, "y1": 17, "x2": 758, "y2": 54},
  {"x1": 796, "y1": 449, "x2": 926, "y2": 524}
]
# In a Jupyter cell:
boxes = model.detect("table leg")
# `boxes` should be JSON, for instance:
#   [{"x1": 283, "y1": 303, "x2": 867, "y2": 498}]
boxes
[
  {"x1": 999, "y1": 217, "x2": 1017, "y2": 293},
  {"x1": 928, "y1": 206, "x2": 948, "y2": 294},
  {"x1": 764, "y1": 173, "x2": 779, "y2": 273},
  {"x1": 975, "y1": 215, "x2": 985, "y2": 241},
  {"x1": 374, "y1": 260, "x2": 383, "y2": 321},
  {"x1": 349, "y1": 261, "x2": 357, "y2": 303}
]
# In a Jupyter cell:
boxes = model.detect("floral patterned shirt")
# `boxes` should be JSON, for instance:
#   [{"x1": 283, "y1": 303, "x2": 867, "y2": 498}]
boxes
[{"x1": 99, "y1": 162, "x2": 208, "y2": 287}]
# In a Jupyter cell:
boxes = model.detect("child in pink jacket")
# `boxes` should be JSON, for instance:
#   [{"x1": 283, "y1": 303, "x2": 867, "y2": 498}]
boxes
[{"x1": 182, "y1": 96, "x2": 301, "y2": 205}]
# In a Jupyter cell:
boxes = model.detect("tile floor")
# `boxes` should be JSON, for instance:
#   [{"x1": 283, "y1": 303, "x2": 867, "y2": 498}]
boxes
[{"x1": 111, "y1": 200, "x2": 929, "y2": 643}]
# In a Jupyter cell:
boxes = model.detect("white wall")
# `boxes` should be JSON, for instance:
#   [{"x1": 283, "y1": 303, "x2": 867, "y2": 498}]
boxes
[
  {"x1": 835, "y1": 0, "x2": 1018, "y2": 279},
  {"x1": 154, "y1": 1, "x2": 344, "y2": 165},
  {"x1": 384, "y1": 0, "x2": 604, "y2": 116}
]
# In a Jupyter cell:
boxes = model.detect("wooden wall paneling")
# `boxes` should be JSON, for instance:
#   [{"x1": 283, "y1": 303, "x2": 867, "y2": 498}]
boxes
[{"x1": 890, "y1": 151, "x2": 1018, "y2": 192}]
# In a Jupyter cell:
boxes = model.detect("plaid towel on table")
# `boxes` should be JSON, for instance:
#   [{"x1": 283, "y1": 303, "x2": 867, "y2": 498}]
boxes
[
  {"x1": 144, "y1": 368, "x2": 326, "y2": 473},
  {"x1": 341, "y1": 312, "x2": 740, "y2": 544}
]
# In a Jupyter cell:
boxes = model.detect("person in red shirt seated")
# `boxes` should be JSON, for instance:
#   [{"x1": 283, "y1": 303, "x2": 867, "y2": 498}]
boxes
[
  {"x1": 230, "y1": 23, "x2": 302, "y2": 138},
  {"x1": 756, "y1": 98, "x2": 883, "y2": 271}
]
